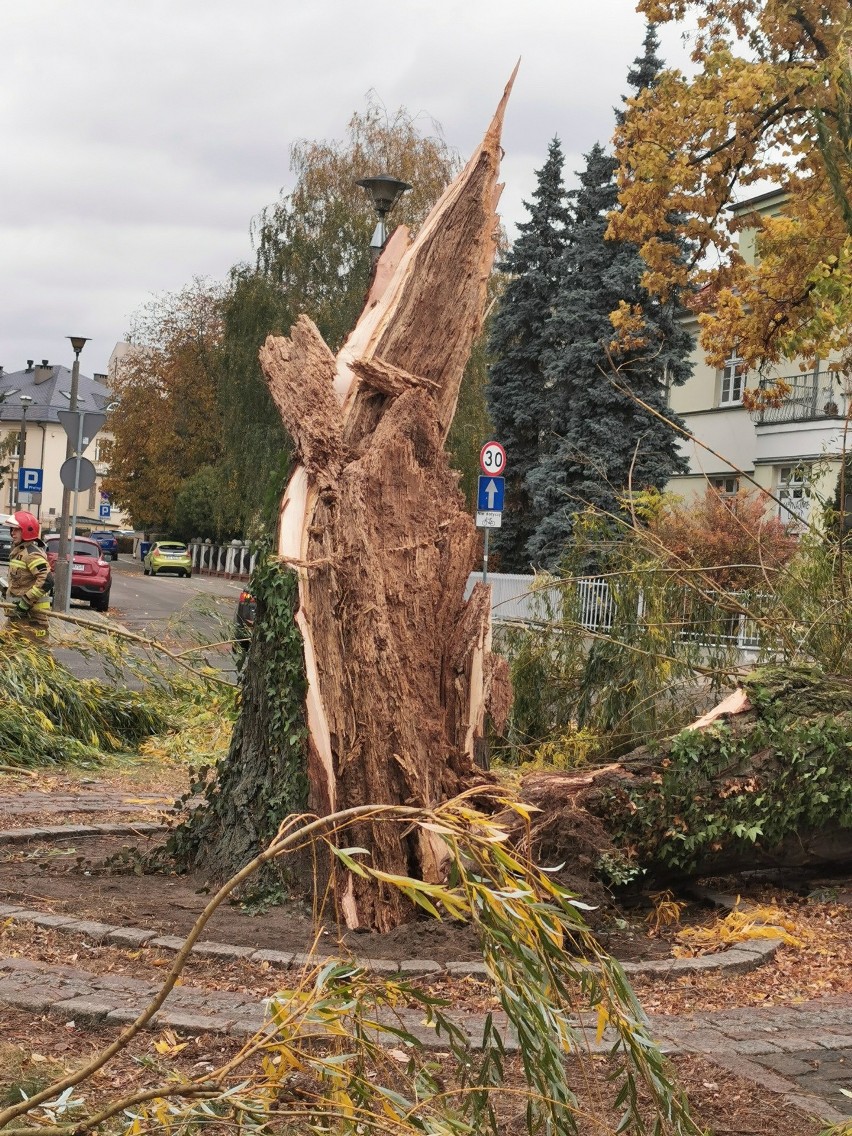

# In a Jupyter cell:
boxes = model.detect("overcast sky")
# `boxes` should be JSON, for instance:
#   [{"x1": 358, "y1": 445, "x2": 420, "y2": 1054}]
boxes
[{"x1": 1, "y1": 0, "x2": 690, "y2": 380}]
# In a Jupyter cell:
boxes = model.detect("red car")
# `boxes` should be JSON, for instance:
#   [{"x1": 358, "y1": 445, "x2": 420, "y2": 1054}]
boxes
[{"x1": 44, "y1": 535, "x2": 112, "y2": 612}]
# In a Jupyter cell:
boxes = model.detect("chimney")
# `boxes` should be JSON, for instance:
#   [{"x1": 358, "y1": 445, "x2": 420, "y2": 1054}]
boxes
[
  {"x1": 34, "y1": 360, "x2": 55, "y2": 384},
  {"x1": 26, "y1": 360, "x2": 33, "y2": 372},
  {"x1": 93, "y1": 373, "x2": 108, "y2": 382}
]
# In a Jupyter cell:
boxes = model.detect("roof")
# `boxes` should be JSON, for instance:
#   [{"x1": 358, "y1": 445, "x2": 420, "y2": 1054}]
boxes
[
  {"x1": 0, "y1": 363, "x2": 112, "y2": 427},
  {"x1": 726, "y1": 187, "x2": 788, "y2": 215}
]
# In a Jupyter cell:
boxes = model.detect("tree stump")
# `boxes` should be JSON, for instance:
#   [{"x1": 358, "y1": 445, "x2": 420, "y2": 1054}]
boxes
[{"x1": 257, "y1": 75, "x2": 516, "y2": 931}]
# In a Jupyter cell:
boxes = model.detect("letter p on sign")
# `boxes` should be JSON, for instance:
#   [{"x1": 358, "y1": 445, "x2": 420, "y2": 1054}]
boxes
[{"x1": 18, "y1": 468, "x2": 43, "y2": 493}]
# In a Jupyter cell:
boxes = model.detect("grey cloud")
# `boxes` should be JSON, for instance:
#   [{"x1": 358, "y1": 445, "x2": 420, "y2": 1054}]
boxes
[{"x1": 2, "y1": 0, "x2": 690, "y2": 378}]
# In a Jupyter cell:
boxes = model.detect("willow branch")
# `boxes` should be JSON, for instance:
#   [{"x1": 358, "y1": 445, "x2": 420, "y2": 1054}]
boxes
[
  {"x1": 0, "y1": 602, "x2": 238, "y2": 690},
  {"x1": 0, "y1": 803, "x2": 423, "y2": 1130}
]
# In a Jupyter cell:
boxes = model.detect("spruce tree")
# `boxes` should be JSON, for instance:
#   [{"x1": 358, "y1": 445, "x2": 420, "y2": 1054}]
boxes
[
  {"x1": 623, "y1": 22, "x2": 663, "y2": 105},
  {"x1": 486, "y1": 138, "x2": 571, "y2": 571},
  {"x1": 526, "y1": 31, "x2": 691, "y2": 568}
]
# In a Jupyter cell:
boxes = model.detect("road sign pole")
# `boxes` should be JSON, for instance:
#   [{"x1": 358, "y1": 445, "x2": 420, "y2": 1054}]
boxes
[
  {"x1": 55, "y1": 343, "x2": 86, "y2": 613},
  {"x1": 61, "y1": 415, "x2": 86, "y2": 614},
  {"x1": 477, "y1": 441, "x2": 506, "y2": 587}
]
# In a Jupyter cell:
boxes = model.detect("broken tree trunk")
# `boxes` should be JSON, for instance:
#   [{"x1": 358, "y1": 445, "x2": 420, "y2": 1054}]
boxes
[
  {"x1": 256, "y1": 76, "x2": 516, "y2": 931},
  {"x1": 517, "y1": 667, "x2": 852, "y2": 884}
]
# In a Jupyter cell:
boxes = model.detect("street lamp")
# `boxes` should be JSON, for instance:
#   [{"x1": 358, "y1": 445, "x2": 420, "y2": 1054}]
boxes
[
  {"x1": 15, "y1": 394, "x2": 33, "y2": 510},
  {"x1": 355, "y1": 173, "x2": 412, "y2": 262},
  {"x1": 55, "y1": 336, "x2": 90, "y2": 614}
]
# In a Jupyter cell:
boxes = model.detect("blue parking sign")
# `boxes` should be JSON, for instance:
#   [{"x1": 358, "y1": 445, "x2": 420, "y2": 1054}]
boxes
[
  {"x1": 18, "y1": 467, "x2": 43, "y2": 493},
  {"x1": 99, "y1": 503, "x2": 111, "y2": 519}
]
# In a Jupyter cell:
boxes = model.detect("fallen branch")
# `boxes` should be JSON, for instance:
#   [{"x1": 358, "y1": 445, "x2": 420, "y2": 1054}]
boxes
[{"x1": 1, "y1": 601, "x2": 238, "y2": 689}]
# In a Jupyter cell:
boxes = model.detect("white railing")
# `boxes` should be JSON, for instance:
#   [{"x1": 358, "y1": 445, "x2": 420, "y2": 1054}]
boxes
[
  {"x1": 188, "y1": 539, "x2": 256, "y2": 579},
  {"x1": 576, "y1": 577, "x2": 617, "y2": 632},
  {"x1": 484, "y1": 573, "x2": 763, "y2": 655}
]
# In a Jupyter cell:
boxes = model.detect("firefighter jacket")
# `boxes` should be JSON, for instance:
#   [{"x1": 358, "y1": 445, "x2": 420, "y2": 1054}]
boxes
[{"x1": 8, "y1": 541, "x2": 53, "y2": 611}]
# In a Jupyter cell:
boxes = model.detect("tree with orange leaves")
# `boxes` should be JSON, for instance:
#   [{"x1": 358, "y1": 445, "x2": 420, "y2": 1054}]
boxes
[
  {"x1": 611, "y1": 1, "x2": 852, "y2": 373},
  {"x1": 103, "y1": 279, "x2": 225, "y2": 533},
  {"x1": 649, "y1": 486, "x2": 797, "y2": 590}
]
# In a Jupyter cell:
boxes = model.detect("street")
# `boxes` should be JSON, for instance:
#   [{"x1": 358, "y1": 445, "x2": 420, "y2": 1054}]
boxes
[
  {"x1": 107, "y1": 552, "x2": 245, "y2": 639},
  {"x1": 53, "y1": 553, "x2": 247, "y2": 683}
]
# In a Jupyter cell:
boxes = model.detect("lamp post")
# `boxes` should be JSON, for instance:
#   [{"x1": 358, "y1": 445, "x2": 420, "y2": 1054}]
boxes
[
  {"x1": 15, "y1": 394, "x2": 33, "y2": 510},
  {"x1": 55, "y1": 336, "x2": 90, "y2": 614},
  {"x1": 355, "y1": 173, "x2": 412, "y2": 262}
]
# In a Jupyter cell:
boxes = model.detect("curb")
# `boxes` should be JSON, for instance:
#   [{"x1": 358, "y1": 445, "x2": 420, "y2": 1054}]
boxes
[
  {"x1": 0, "y1": 902, "x2": 781, "y2": 980},
  {"x1": 0, "y1": 823, "x2": 165, "y2": 843}
]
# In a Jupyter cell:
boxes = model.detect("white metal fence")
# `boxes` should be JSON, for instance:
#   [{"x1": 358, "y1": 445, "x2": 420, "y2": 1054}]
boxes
[
  {"x1": 472, "y1": 573, "x2": 764, "y2": 655},
  {"x1": 187, "y1": 555, "x2": 763, "y2": 652},
  {"x1": 188, "y1": 539, "x2": 256, "y2": 579}
]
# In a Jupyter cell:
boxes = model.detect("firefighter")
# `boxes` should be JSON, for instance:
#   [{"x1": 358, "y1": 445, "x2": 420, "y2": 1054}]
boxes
[{"x1": 4, "y1": 511, "x2": 53, "y2": 643}]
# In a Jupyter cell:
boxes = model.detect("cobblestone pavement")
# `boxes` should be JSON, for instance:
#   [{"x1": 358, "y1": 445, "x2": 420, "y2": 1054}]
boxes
[
  {"x1": 0, "y1": 788, "x2": 175, "y2": 819},
  {"x1": 1, "y1": 805, "x2": 852, "y2": 1125},
  {"x1": 0, "y1": 927, "x2": 851, "y2": 1124}
]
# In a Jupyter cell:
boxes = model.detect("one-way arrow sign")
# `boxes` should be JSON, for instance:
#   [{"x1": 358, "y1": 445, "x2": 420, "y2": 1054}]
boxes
[{"x1": 477, "y1": 475, "x2": 505, "y2": 512}]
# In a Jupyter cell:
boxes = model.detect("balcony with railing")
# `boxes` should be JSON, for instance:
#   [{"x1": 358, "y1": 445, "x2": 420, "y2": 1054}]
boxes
[{"x1": 755, "y1": 373, "x2": 846, "y2": 425}]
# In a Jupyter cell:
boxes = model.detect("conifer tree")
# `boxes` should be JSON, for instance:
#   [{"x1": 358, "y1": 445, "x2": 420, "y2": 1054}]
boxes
[
  {"x1": 526, "y1": 30, "x2": 691, "y2": 568},
  {"x1": 486, "y1": 138, "x2": 571, "y2": 571}
]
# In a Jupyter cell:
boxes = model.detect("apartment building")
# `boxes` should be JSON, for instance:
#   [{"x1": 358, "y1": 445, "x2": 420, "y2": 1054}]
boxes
[
  {"x1": 667, "y1": 190, "x2": 848, "y2": 528},
  {"x1": 0, "y1": 359, "x2": 128, "y2": 529}
]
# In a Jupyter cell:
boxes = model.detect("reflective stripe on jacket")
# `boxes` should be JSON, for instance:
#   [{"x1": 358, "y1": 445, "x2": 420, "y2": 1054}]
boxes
[{"x1": 8, "y1": 542, "x2": 51, "y2": 607}]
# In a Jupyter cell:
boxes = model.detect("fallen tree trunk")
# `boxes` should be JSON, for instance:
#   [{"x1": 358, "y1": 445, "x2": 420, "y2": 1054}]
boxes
[
  {"x1": 518, "y1": 667, "x2": 852, "y2": 885},
  {"x1": 254, "y1": 76, "x2": 517, "y2": 931}
]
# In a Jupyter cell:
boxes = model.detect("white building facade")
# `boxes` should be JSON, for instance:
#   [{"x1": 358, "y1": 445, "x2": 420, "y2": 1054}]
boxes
[
  {"x1": 667, "y1": 191, "x2": 848, "y2": 526},
  {"x1": 0, "y1": 359, "x2": 128, "y2": 531}
]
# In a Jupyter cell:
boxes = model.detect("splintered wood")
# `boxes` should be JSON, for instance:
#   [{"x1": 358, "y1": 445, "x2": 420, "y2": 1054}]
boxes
[{"x1": 259, "y1": 74, "x2": 516, "y2": 930}]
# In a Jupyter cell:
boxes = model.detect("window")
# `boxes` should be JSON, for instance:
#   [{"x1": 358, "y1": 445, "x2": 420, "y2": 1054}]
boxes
[
  {"x1": 710, "y1": 476, "x2": 739, "y2": 499},
  {"x1": 94, "y1": 438, "x2": 109, "y2": 464},
  {"x1": 719, "y1": 355, "x2": 747, "y2": 405},
  {"x1": 778, "y1": 464, "x2": 811, "y2": 528},
  {"x1": 87, "y1": 484, "x2": 97, "y2": 511}
]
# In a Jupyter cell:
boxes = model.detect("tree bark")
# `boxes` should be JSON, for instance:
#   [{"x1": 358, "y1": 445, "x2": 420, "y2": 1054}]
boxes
[
  {"x1": 518, "y1": 668, "x2": 852, "y2": 882},
  {"x1": 257, "y1": 74, "x2": 516, "y2": 931}
]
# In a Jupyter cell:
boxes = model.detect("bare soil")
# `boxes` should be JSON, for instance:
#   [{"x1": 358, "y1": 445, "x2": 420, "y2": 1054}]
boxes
[
  {"x1": 0, "y1": 1008, "x2": 824, "y2": 1135},
  {"x1": 0, "y1": 832, "x2": 681, "y2": 965},
  {"x1": 0, "y1": 768, "x2": 840, "y2": 1133}
]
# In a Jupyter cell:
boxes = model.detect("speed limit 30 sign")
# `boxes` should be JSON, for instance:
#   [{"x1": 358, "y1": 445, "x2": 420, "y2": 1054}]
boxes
[{"x1": 480, "y1": 441, "x2": 506, "y2": 476}]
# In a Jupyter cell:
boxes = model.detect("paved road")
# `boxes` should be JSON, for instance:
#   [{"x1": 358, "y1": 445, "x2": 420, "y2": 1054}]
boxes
[
  {"x1": 53, "y1": 555, "x2": 247, "y2": 683},
  {"x1": 107, "y1": 554, "x2": 245, "y2": 640}
]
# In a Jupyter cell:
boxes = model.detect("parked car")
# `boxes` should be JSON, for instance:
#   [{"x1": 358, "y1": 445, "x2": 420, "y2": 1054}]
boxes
[
  {"x1": 143, "y1": 541, "x2": 192, "y2": 578},
  {"x1": 234, "y1": 590, "x2": 256, "y2": 651},
  {"x1": 88, "y1": 530, "x2": 119, "y2": 560},
  {"x1": 43, "y1": 536, "x2": 112, "y2": 612},
  {"x1": 0, "y1": 515, "x2": 14, "y2": 563}
]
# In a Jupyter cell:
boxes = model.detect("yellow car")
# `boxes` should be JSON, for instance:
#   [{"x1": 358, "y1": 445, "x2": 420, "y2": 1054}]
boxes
[{"x1": 143, "y1": 541, "x2": 192, "y2": 578}]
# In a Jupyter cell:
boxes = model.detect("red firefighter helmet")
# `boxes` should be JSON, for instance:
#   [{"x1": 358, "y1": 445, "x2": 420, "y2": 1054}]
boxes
[{"x1": 11, "y1": 511, "x2": 40, "y2": 541}]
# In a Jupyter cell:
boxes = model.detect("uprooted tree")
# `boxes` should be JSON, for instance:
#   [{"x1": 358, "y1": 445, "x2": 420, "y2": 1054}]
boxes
[
  {"x1": 177, "y1": 78, "x2": 516, "y2": 931},
  {"x1": 518, "y1": 666, "x2": 852, "y2": 890}
]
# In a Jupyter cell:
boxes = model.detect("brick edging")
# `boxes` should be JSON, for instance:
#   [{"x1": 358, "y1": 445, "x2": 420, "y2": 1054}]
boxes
[
  {"x1": 0, "y1": 823, "x2": 165, "y2": 843},
  {"x1": 0, "y1": 902, "x2": 781, "y2": 979}
]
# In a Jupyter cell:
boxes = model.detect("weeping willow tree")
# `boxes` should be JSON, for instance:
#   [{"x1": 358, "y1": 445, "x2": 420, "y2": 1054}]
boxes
[
  {"x1": 210, "y1": 98, "x2": 461, "y2": 533},
  {"x1": 0, "y1": 638, "x2": 171, "y2": 767},
  {"x1": 214, "y1": 271, "x2": 296, "y2": 536}
]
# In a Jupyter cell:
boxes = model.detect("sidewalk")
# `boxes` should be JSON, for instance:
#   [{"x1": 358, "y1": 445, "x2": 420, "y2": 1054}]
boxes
[
  {"x1": 1, "y1": 793, "x2": 851, "y2": 1125},
  {"x1": 0, "y1": 948, "x2": 850, "y2": 1124}
]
